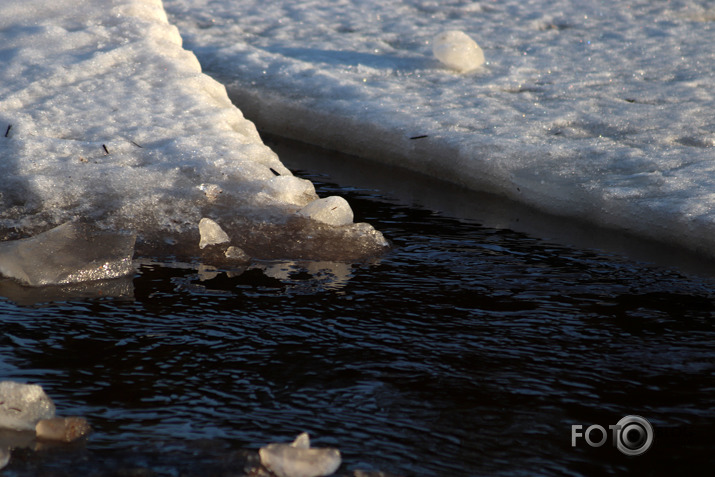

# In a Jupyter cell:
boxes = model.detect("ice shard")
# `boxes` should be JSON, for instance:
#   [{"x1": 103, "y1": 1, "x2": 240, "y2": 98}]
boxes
[
  {"x1": 198, "y1": 218, "x2": 231, "y2": 249},
  {"x1": 0, "y1": 222, "x2": 136, "y2": 287}
]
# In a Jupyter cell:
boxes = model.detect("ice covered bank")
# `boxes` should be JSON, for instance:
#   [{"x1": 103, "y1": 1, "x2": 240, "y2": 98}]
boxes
[
  {"x1": 0, "y1": 0, "x2": 388, "y2": 279},
  {"x1": 164, "y1": 0, "x2": 715, "y2": 258}
]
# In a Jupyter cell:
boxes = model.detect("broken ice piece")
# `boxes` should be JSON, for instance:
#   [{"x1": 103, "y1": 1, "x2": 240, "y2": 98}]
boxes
[
  {"x1": 432, "y1": 30, "x2": 485, "y2": 72},
  {"x1": 0, "y1": 222, "x2": 136, "y2": 287},
  {"x1": 259, "y1": 432, "x2": 341, "y2": 477},
  {"x1": 198, "y1": 217, "x2": 230, "y2": 249},
  {"x1": 297, "y1": 196, "x2": 354, "y2": 226},
  {"x1": 0, "y1": 381, "x2": 56, "y2": 431},
  {"x1": 225, "y1": 246, "x2": 249, "y2": 261},
  {"x1": 35, "y1": 417, "x2": 91, "y2": 442}
]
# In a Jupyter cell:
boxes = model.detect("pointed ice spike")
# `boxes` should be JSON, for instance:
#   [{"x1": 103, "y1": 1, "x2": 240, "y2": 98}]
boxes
[{"x1": 291, "y1": 432, "x2": 310, "y2": 449}]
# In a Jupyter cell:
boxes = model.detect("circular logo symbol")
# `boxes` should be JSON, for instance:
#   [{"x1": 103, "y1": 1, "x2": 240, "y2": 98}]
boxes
[{"x1": 615, "y1": 415, "x2": 653, "y2": 456}]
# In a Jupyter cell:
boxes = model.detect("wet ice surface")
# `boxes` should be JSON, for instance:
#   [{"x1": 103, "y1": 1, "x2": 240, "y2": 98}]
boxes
[
  {"x1": 0, "y1": 223, "x2": 135, "y2": 287},
  {"x1": 0, "y1": 149, "x2": 714, "y2": 476},
  {"x1": 164, "y1": 0, "x2": 715, "y2": 257}
]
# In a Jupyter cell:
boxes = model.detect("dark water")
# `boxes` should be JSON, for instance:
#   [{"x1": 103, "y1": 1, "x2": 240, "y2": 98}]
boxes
[{"x1": 1, "y1": 141, "x2": 714, "y2": 476}]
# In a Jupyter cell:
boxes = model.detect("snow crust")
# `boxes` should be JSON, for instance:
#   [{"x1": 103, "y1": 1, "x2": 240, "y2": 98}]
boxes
[
  {"x1": 0, "y1": 0, "x2": 388, "y2": 272},
  {"x1": 164, "y1": 0, "x2": 715, "y2": 257}
]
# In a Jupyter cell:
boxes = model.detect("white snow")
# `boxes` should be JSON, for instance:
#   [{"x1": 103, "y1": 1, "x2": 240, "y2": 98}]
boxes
[
  {"x1": 0, "y1": 0, "x2": 388, "y2": 281},
  {"x1": 163, "y1": 0, "x2": 715, "y2": 258}
]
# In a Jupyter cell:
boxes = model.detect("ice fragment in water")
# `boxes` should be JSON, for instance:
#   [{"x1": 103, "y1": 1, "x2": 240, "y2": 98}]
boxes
[
  {"x1": 35, "y1": 417, "x2": 91, "y2": 442},
  {"x1": 432, "y1": 30, "x2": 485, "y2": 72},
  {"x1": 0, "y1": 223, "x2": 135, "y2": 287},
  {"x1": 0, "y1": 381, "x2": 56, "y2": 431},
  {"x1": 298, "y1": 196, "x2": 354, "y2": 226},
  {"x1": 198, "y1": 218, "x2": 230, "y2": 249},
  {"x1": 259, "y1": 432, "x2": 341, "y2": 477}
]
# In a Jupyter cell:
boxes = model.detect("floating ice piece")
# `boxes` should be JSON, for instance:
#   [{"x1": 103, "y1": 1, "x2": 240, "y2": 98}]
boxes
[
  {"x1": 432, "y1": 30, "x2": 485, "y2": 72},
  {"x1": 259, "y1": 432, "x2": 341, "y2": 477},
  {"x1": 0, "y1": 381, "x2": 56, "y2": 432},
  {"x1": 198, "y1": 218, "x2": 230, "y2": 249},
  {"x1": 0, "y1": 222, "x2": 136, "y2": 287},
  {"x1": 35, "y1": 417, "x2": 91, "y2": 442},
  {"x1": 298, "y1": 196, "x2": 354, "y2": 226}
]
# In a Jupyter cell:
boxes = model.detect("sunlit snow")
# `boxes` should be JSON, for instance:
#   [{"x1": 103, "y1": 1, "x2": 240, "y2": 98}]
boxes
[{"x1": 164, "y1": 0, "x2": 715, "y2": 258}]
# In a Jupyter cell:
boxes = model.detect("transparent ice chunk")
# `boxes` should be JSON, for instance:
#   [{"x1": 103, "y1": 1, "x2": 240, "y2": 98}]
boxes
[
  {"x1": 198, "y1": 218, "x2": 230, "y2": 249},
  {"x1": 0, "y1": 222, "x2": 136, "y2": 287},
  {"x1": 259, "y1": 432, "x2": 341, "y2": 477},
  {"x1": 0, "y1": 381, "x2": 56, "y2": 432}
]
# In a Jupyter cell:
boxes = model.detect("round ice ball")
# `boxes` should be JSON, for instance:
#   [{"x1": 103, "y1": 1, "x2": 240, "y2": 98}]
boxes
[{"x1": 432, "y1": 30, "x2": 485, "y2": 72}]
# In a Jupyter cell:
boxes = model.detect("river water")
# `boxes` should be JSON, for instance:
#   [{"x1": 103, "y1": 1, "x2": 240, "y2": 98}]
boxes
[{"x1": 0, "y1": 139, "x2": 714, "y2": 476}]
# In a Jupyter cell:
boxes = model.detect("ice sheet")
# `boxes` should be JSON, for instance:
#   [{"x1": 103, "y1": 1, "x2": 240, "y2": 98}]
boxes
[
  {"x1": 164, "y1": 0, "x2": 715, "y2": 257},
  {"x1": 0, "y1": 0, "x2": 387, "y2": 265}
]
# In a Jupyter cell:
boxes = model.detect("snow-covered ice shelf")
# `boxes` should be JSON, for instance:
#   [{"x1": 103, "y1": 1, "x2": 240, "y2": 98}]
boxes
[
  {"x1": 164, "y1": 0, "x2": 715, "y2": 258},
  {"x1": 0, "y1": 0, "x2": 388, "y2": 282}
]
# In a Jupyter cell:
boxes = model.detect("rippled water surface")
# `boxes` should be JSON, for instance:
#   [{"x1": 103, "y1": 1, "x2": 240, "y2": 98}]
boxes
[{"x1": 1, "y1": 142, "x2": 714, "y2": 476}]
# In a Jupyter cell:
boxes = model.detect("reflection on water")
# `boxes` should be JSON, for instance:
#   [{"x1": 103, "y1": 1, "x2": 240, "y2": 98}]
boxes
[{"x1": 1, "y1": 143, "x2": 715, "y2": 476}]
